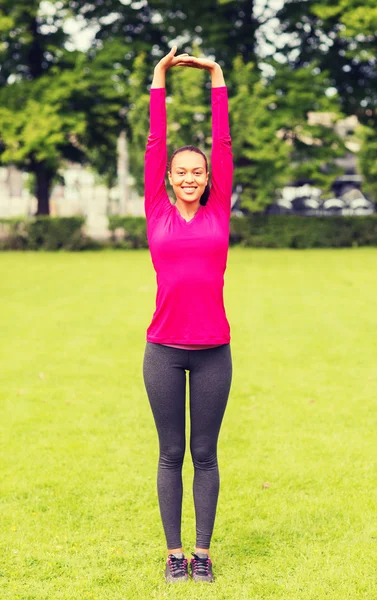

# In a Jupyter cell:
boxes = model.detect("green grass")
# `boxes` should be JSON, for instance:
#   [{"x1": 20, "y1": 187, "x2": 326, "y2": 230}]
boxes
[{"x1": 0, "y1": 248, "x2": 376, "y2": 600}]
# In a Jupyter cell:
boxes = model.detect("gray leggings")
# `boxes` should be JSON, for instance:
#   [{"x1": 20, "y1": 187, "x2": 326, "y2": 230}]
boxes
[{"x1": 143, "y1": 342, "x2": 232, "y2": 549}]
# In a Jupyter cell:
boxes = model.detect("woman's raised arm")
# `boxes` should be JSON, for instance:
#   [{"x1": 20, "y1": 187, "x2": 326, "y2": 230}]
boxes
[
  {"x1": 178, "y1": 57, "x2": 233, "y2": 217},
  {"x1": 144, "y1": 47, "x2": 190, "y2": 222},
  {"x1": 208, "y1": 63, "x2": 233, "y2": 217}
]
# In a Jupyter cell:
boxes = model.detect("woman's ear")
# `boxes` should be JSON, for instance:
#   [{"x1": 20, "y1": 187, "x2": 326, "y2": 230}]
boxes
[{"x1": 168, "y1": 172, "x2": 173, "y2": 186}]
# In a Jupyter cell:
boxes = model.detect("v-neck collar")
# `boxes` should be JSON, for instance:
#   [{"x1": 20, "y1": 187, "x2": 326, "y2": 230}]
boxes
[{"x1": 174, "y1": 205, "x2": 202, "y2": 224}]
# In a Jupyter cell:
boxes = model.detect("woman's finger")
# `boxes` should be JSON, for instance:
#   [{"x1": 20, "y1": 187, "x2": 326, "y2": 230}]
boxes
[
  {"x1": 178, "y1": 58, "x2": 202, "y2": 65},
  {"x1": 171, "y1": 57, "x2": 196, "y2": 66},
  {"x1": 173, "y1": 55, "x2": 192, "y2": 62},
  {"x1": 174, "y1": 62, "x2": 202, "y2": 69}
]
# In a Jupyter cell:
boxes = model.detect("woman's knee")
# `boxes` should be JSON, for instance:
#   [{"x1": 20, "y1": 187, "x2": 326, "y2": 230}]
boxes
[
  {"x1": 159, "y1": 443, "x2": 185, "y2": 469},
  {"x1": 190, "y1": 440, "x2": 217, "y2": 470}
]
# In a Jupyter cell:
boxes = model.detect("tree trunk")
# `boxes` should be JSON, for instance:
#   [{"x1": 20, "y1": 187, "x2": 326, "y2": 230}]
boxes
[
  {"x1": 34, "y1": 164, "x2": 54, "y2": 215},
  {"x1": 117, "y1": 130, "x2": 130, "y2": 215}
]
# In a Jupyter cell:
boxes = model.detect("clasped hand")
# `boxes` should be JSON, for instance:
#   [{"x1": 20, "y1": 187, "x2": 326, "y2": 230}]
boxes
[{"x1": 155, "y1": 45, "x2": 218, "y2": 72}]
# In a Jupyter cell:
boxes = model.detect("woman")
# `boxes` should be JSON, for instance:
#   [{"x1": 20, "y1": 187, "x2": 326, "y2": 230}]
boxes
[{"x1": 143, "y1": 46, "x2": 233, "y2": 583}]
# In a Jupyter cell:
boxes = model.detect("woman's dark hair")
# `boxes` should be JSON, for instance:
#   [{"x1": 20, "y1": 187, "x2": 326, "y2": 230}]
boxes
[{"x1": 169, "y1": 145, "x2": 210, "y2": 206}]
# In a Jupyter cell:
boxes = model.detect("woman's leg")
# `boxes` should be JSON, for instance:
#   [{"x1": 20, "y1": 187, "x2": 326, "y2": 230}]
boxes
[
  {"x1": 188, "y1": 344, "x2": 232, "y2": 551},
  {"x1": 143, "y1": 342, "x2": 188, "y2": 551}
]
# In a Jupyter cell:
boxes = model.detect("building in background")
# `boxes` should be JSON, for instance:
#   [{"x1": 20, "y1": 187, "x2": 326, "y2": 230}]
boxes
[
  {"x1": 266, "y1": 113, "x2": 375, "y2": 216},
  {"x1": 0, "y1": 164, "x2": 142, "y2": 239}
]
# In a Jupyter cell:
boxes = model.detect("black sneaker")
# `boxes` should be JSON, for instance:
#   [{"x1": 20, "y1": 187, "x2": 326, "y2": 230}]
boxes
[
  {"x1": 165, "y1": 553, "x2": 189, "y2": 583},
  {"x1": 190, "y1": 552, "x2": 214, "y2": 582}
]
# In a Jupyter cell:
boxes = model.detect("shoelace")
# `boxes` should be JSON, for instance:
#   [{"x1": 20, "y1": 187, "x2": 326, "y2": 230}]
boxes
[
  {"x1": 167, "y1": 554, "x2": 188, "y2": 578},
  {"x1": 191, "y1": 553, "x2": 210, "y2": 576}
]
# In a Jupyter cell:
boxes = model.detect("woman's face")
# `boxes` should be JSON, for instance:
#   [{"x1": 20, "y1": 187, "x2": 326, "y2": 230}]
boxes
[{"x1": 168, "y1": 151, "x2": 208, "y2": 204}]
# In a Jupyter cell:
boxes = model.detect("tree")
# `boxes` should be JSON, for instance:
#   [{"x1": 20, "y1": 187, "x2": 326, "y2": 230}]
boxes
[
  {"x1": 126, "y1": 53, "x2": 152, "y2": 196},
  {"x1": 83, "y1": 0, "x2": 261, "y2": 72},
  {"x1": 268, "y1": 60, "x2": 345, "y2": 188},
  {"x1": 0, "y1": 1, "x2": 127, "y2": 214},
  {"x1": 154, "y1": 0, "x2": 260, "y2": 71},
  {"x1": 274, "y1": 0, "x2": 377, "y2": 125},
  {"x1": 0, "y1": 63, "x2": 86, "y2": 214},
  {"x1": 229, "y1": 56, "x2": 344, "y2": 212},
  {"x1": 0, "y1": 0, "x2": 355, "y2": 216},
  {"x1": 358, "y1": 125, "x2": 377, "y2": 202},
  {"x1": 229, "y1": 58, "x2": 291, "y2": 212}
]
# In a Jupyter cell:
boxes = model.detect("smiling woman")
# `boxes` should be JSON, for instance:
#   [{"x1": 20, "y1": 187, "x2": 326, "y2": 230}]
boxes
[
  {"x1": 142, "y1": 45, "x2": 234, "y2": 584},
  {"x1": 168, "y1": 145, "x2": 210, "y2": 209}
]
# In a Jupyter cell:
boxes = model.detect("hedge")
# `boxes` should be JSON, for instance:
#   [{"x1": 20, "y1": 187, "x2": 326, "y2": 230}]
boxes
[
  {"x1": 108, "y1": 216, "x2": 148, "y2": 249},
  {"x1": 0, "y1": 216, "x2": 96, "y2": 250},
  {"x1": 109, "y1": 214, "x2": 377, "y2": 249},
  {"x1": 1, "y1": 214, "x2": 377, "y2": 250},
  {"x1": 229, "y1": 215, "x2": 366, "y2": 248}
]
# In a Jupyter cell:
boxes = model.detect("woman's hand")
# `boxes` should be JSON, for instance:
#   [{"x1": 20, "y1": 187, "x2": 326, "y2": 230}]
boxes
[
  {"x1": 180, "y1": 56, "x2": 225, "y2": 87},
  {"x1": 178, "y1": 56, "x2": 220, "y2": 72},
  {"x1": 151, "y1": 47, "x2": 225, "y2": 89},
  {"x1": 154, "y1": 46, "x2": 190, "y2": 72},
  {"x1": 151, "y1": 46, "x2": 191, "y2": 88}
]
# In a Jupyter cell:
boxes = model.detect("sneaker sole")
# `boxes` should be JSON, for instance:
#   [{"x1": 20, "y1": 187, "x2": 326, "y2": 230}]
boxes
[{"x1": 192, "y1": 575, "x2": 214, "y2": 583}]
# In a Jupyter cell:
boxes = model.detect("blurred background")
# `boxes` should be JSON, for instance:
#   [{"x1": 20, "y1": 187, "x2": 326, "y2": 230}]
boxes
[{"x1": 0, "y1": 0, "x2": 376, "y2": 239}]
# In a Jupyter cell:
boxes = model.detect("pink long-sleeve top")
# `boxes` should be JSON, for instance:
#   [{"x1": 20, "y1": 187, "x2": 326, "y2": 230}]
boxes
[{"x1": 144, "y1": 86, "x2": 233, "y2": 348}]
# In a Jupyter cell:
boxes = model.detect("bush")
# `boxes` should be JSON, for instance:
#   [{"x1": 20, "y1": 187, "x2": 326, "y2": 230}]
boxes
[
  {"x1": 0, "y1": 216, "x2": 95, "y2": 250},
  {"x1": 1, "y1": 214, "x2": 377, "y2": 250},
  {"x1": 229, "y1": 215, "x2": 377, "y2": 248},
  {"x1": 108, "y1": 216, "x2": 148, "y2": 249},
  {"x1": 27, "y1": 217, "x2": 86, "y2": 250},
  {"x1": 108, "y1": 214, "x2": 377, "y2": 249},
  {"x1": 0, "y1": 218, "x2": 29, "y2": 250}
]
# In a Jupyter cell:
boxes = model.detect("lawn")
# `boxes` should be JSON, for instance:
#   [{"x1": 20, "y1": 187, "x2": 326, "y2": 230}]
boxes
[{"x1": 0, "y1": 248, "x2": 376, "y2": 600}]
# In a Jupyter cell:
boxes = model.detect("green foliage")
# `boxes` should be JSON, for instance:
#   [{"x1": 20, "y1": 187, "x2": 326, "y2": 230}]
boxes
[
  {"x1": 230, "y1": 58, "x2": 291, "y2": 212},
  {"x1": 269, "y1": 61, "x2": 345, "y2": 190},
  {"x1": 229, "y1": 57, "x2": 344, "y2": 212},
  {"x1": 0, "y1": 3, "x2": 126, "y2": 213},
  {"x1": 3, "y1": 215, "x2": 377, "y2": 250},
  {"x1": 0, "y1": 73, "x2": 86, "y2": 170},
  {"x1": 229, "y1": 215, "x2": 377, "y2": 248},
  {"x1": 0, "y1": 0, "x2": 374, "y2": 216},
  {"x1": 83, "y1": 0, "x2": 259, "y2": 70},
  {"x1": 79, "y1": 41, "x2": 129, "y2": 190},
  {"x1": 105, "y1": 214, "x2": 377, "y2": 250},
  {"x1": 275, "y1": 0, "x2": 377, "y2": 125},
  {"x1": 108, "y1": 216, "x2": 148, "y2": 248},
  {"x1": 358, "y1": 125, "x2": 377, "y2": 203},
  {"x1": 272, "y1": 0, "x2": 377, "y2": 215},
  {"x1": 126, "y1": 53, "x2": 151, "y2": 195},
  {"x1": 27, "y1": 216, "x2": 87, "y2": 250},
  {"x1": 0, "y1": 217, "x2": 29, "y2": 250},
  {"x1": 0, "y1": 0, "x2": 67, "y2": 85},
  {"x1": 0, "y1": 216, "x2": 94, "y2": 250},
  {"x1": 311, "y1": 0, "x2": 377, "y2": 38}
]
